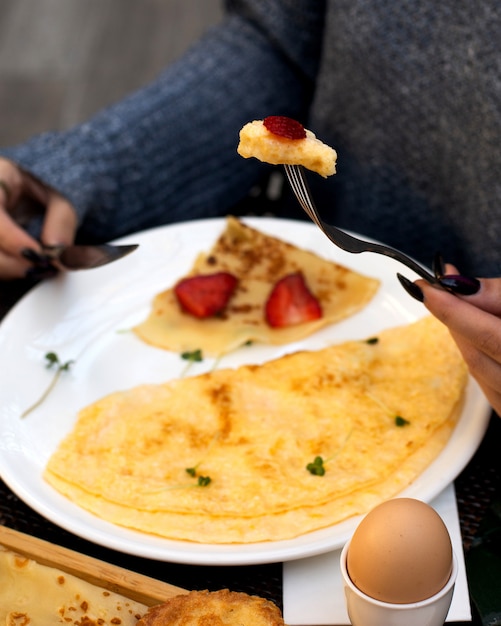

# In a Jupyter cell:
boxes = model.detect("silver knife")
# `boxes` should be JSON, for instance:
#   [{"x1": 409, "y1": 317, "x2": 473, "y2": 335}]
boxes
[{"x1": 41, "y1": 243, "x2": 138, "y2": 270}]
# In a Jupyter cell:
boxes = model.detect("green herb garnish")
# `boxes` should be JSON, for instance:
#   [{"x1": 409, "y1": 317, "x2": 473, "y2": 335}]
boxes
[
  {"x1": 365, "y1": 391, "x2": 410, "y2": 426},
  {"x1": 185, "y1": 464, "x2": 211, "y2": 486},
  {"x1": 181, "y1": 349, "x2": 203, "y2": 362},
  {"x1": 366, "y1": 337, "x2": 379, "y2": 345},
  {"x1": 21, "y1": 352, "x2": 74, "y2": 418},
  {"x1": 180, "y1": 348, "x2": 204, "y2": 377},
  {"x1": 306, "y1": 456, "x2": 326, "y2": 476},
  {"x1": 395, "y1": 415, "x2": 410, "y2": 427},
  {"x1": 306, "y1": 428, "x2": 354, "y2": 477}
]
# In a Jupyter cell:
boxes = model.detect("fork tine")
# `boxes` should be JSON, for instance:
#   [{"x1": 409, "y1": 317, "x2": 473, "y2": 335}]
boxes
[
  {"x1": 284, "y1": 165, "x2": 319, "y2": 226},
  {"x1": 283, "y1": 164, "x2": 439, "y2": 285}
]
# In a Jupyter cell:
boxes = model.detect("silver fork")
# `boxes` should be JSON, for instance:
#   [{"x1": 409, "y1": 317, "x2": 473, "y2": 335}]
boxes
[{"x1": 284, "y1": 164, "x2": 439, "y2": 285}]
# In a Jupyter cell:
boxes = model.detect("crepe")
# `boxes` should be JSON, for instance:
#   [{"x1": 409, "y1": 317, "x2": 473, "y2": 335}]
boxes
[
  {"x1": 0, "y1": 546, "x2": 147, "y2": 625},
  {"x1": 45, "y1": 316, "x2": 467, "y2": 544},
  {"x1": 138, "y1": 590, "x2": 284, "y2": 626},
  {"x1": 133, "y1": 216, "x2": 379, "y2": 356}
]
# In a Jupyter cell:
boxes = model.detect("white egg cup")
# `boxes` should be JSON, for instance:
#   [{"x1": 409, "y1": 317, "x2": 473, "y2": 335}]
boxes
[{"x1": 340, "y1": 540, "x2": 458, "y2": 626}]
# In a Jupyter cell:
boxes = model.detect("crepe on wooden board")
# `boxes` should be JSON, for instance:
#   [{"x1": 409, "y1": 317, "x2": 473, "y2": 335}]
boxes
[{"x1": 0, "y1": 545, "x2": 147, "y2": 625}]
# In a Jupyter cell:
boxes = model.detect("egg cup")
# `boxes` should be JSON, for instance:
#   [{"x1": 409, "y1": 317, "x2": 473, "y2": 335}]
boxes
[{"x1": 340, "y1": 540, "x2": 458, "y2": 626}]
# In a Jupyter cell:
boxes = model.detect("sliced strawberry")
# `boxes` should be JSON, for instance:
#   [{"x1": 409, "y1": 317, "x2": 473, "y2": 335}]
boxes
[
  {"x1": 263, "y1": 115, "x2": 306, "y2": 140},
  {"x1": 265, "y1": 272, "x2": 322, "y2": 328},
  {"x1": 174, "y1": 272, "x2": 238, "y2": 319}
]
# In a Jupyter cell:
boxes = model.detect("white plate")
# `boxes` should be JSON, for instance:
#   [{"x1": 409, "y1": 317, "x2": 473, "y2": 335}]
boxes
[{"x1": 0, "y1": 217, "x2": 491, "y2": 565}]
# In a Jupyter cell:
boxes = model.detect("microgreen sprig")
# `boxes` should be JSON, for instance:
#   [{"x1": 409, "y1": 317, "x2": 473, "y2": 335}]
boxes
[
  {"x1": 306, "y1": 426, "x2": 354, "y2": 476},
  {"x1": 181, "y1": 349, "x2": 203, "y2": 363},
  {"x1": 365, "y1": 391, "x2": 410, "y2": 427},
  {"x1": 306, "y1": 456, "x2": 326, "y2": 476},
  {"x1": 180, "y1": 348, "x2": 203, "y2": 377},
  {"x1": 21, "y1": 352, "x2": 74, "y2": 418},
  {"x1": 395, "y1": 415, "x2": 410, "y2": 427},
  {"x1": 185, "y1": 465, "x2": 211, "y2": 486},
  {"x1": 144, "y1": 470, "x2": 212, "y2": 493},
  {"x1": 196, "y1": 475, "x2": 212, "y2": 487}
]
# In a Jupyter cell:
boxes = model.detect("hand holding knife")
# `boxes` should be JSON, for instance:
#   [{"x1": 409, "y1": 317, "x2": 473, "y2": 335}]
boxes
[{"x1": 22, "y1": 242, "x2": 138, "y2": 276}]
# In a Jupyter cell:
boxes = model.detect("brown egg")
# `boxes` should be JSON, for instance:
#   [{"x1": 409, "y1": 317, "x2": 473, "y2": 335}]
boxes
[{"x1": 346, "y1": 498, "x2": 453, "y2": 604}]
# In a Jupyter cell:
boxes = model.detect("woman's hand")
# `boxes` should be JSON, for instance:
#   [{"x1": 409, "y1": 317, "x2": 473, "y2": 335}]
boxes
[
  {"x1": 418, "y1": 270, "x2": 501, "y2": 417},
  {"x1": 0, "y1": 157, "x2": 78, "y2": 279}
]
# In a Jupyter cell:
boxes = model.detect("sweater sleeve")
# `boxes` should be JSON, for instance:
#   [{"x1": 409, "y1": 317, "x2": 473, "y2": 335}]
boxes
[{"x1": 0, "y1": 0, "x2": 326, "y2": 242}]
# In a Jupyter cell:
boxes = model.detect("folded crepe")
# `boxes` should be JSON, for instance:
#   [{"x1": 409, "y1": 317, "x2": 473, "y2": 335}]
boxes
[{"x1": 134, "y1": 216, "x2": 380, "y2": 356}]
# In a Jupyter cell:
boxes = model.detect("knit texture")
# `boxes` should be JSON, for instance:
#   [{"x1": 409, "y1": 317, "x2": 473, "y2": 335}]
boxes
[
  {"x1": 1, "y1": 0, "x2": 500, "y2": 275},
  {"x1": 1, "y1": 1, "x2": 324, "y2": 242},
  {"x1": 309, "y1": 1, "x2": 501, "y2": 276}
]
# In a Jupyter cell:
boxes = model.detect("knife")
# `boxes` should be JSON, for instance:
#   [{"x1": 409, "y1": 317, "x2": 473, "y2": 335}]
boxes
[{"x1": 40, "y1": 243, "x2": 139, "y2": 270}]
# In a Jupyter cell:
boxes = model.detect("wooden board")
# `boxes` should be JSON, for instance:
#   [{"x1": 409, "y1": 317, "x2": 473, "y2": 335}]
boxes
[{"x1": 0, "y1": 525, "x2": 187, "y2": 606}]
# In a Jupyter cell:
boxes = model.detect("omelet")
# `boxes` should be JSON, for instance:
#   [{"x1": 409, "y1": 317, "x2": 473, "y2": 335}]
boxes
[
  {"x1": 45, "y1": 316, "x2": 467, "y2": 544},
  {"x1": 133, "y1": 216, "x2": 379, "y2": 356}
]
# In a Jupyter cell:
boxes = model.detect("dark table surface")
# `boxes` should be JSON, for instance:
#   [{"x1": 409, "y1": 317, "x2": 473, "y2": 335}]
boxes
[{"x1": 1, "y1": 278, "x2": 500, "y2": 623}]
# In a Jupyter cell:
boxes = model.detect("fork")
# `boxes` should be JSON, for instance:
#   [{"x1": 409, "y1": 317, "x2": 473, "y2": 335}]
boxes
[{"x1": 284, "y1": 164, "x2": 440, "y2": 285}]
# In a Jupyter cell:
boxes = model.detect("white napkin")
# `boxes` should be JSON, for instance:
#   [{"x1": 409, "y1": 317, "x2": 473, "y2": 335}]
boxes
[{"x1": 283, "y1": 484, "x2": 470, "y2": 625}]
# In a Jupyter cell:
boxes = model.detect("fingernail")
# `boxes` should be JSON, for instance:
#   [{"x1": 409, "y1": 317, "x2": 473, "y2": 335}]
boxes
[
  {"x1": 432, "y1": 251, "x2": 446, "y2": 279},
  {"x1": 438, "y1": 274, "x2": 481, "y2": 295},
  {"x1": 21, "y1": 247, "x2": 53, "y2": 265},
  {"x1": 25, "y1": 264, "x2": 58, "y2": 281},
  {"x1": 397, "y1": 273, "x2": 424, "y2": 302}
]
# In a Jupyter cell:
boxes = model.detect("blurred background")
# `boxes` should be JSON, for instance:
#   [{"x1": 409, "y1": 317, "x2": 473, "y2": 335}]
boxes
[{"x1": 0, "y1": 0, "x2": 222, "y2": 146}]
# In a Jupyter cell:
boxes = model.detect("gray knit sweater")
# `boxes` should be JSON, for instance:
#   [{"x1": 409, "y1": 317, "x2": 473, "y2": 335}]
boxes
[{"x1": 2, "y1": 0, "x2": 500, "y2": 276}]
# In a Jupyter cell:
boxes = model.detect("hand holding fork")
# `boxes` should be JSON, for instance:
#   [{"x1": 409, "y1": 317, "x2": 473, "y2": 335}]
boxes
[{"x1": 283, "y1": 164, "x2": 480, "y2": 297}]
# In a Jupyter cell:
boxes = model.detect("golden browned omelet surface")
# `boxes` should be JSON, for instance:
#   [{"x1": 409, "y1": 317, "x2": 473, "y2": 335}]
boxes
[
  {"x1": 133, "y1": 217, "x2": 379, "y2": 356},
  {"x1": 137, "y1": 590, "x2": 284, "y2": 626},
  {"x1": 45, "y1": 316, "x2": 467, "y2": 544}
]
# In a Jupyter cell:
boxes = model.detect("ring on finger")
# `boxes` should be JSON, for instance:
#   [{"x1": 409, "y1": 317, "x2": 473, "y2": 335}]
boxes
[{"x1": 0, "y1": 180, "x2": 12, "y2": 203}]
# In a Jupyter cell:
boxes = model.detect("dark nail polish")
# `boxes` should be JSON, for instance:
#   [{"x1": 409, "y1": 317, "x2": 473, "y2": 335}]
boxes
[
  {"x1": 21, "y1": 247, "x2": 53, "y2": 265},
  {"x1": 397, "y1": 273, "x2": 424, "y2": 302},
  {"x1": 438, "y1": 274, "x2": 481, "y2": 295},
  {"x1": 21, "y1": 248, "x2": 43, "y2": 263},
  {"x1": 25, "y1": 264, "x2": 58, "y2": 281},
  {"x1": 432, "y1": 251, "x2": 446, "y2": 279}
]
